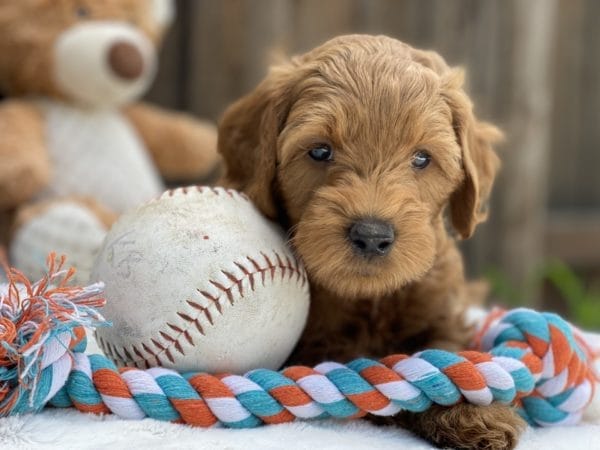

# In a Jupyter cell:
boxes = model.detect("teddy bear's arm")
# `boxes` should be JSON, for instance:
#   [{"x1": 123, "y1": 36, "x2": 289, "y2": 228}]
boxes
[
  {"x1": 0, "y1": 100, "x2": 51, "y2": 210},
  {"x1": 124, "y1": 102, "x2": 221, "y2": 182}
]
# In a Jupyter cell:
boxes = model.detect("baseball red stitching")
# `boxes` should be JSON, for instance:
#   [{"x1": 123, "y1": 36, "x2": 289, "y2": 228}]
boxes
[
  {"x1": 162, "y1": 185, "x2": 249, "y2": 202},
  {"x1": 98, "y1": 250, "x2": 307, "y2": 369}
]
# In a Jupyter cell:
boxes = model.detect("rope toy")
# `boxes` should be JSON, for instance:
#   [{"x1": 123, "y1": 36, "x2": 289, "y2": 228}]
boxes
[{"x1": 1, "y1": 256, "x2": 598, "y2": 428}]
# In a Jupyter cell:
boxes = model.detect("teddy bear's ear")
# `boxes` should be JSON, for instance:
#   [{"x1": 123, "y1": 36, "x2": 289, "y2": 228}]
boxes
[
  {"x1": 218, "y1": 61, "x2": 301, "y2": 219},
  {"x1": 151, "y1": 0, "x2": 175, "y2": 29},
  {"x1": 442, "y1": 69, "x2": 502, "y2": 239}
]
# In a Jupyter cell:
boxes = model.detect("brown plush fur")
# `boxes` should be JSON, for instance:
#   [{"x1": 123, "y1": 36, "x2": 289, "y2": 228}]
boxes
[
  {"x1": 0, "y1": 0, "x2": 219, "y2": 250},
  {"x1": 0, "y1": 100, "x2": 50, "y2": 210},
  {"x1": 0, "y1": 1, "x2": 219, "y2": 197},
  {"x1": 0, "y1": 0, "x2": 166, "y2": 98},
  {"x1": 125, "y1": 103, "x2": 220, "y2": 181},
  {"x1": 218, "y1": 35, "x2": 524, "y2": 449},
  {"x1": 11, "y1": 196, "x2": 117, "y2": 238}
]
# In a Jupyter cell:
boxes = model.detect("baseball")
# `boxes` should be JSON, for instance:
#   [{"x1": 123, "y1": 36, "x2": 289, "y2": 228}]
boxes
[{"x1": 91, "y1": 186, "x2": 310, "y2": 374}]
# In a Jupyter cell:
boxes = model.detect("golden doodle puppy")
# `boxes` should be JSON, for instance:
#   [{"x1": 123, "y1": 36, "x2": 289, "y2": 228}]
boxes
[{"x1": 218, "y1": 35, "x2": 524, "y2": 449}]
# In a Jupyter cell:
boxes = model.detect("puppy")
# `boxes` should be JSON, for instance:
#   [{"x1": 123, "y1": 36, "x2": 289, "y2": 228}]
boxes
[{"x1": 217, "y1": 35, "x2": 524, "y2": 450}]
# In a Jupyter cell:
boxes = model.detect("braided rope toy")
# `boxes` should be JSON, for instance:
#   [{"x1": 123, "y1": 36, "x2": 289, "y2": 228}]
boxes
[{"x1": 1, "y1": 256, "x2": 599, "y2": 428}]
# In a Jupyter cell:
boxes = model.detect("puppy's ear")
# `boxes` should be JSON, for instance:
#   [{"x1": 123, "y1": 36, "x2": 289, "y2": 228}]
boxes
[
  {"x1": 218, "y1": 62, "x2": 299, "y2": 219},
  {"x1": 442, "y1": 70, "x2": 501, "y2": 239}
]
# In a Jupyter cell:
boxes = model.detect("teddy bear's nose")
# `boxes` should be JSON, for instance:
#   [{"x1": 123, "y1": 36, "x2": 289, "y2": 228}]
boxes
[{"x1": 108, "y1": 41, "x2": 144, "y2": 80}]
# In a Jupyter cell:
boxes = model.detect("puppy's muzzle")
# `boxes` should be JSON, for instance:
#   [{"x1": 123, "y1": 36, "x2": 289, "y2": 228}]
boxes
[{"x1": 348, "y1": 218, "x2": 395, "y2": 257}]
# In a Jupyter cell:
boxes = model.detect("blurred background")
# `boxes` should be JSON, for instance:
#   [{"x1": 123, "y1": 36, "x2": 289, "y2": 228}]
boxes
[{"x1": 146, "y1": 0, "x2": 599, "y2": 326}]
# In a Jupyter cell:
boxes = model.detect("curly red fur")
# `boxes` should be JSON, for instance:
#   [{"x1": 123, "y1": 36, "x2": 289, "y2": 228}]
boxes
[{"x1": 217, "y1": 35, "x2": 523, "y2": 449}]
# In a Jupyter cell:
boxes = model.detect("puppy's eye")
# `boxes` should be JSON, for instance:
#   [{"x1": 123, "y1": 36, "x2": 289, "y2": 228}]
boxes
[
  {"x1": 308, "y1": 144, "x2": 333, "y2": 162},
  {"x1": 411, "y1": 150, "x2": 431, "y2": 169}
]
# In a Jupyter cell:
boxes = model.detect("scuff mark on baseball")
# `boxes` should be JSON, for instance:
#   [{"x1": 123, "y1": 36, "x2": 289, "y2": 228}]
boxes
[{"x1": 92, "y1": 186, "x2": 310, "y2": 374}]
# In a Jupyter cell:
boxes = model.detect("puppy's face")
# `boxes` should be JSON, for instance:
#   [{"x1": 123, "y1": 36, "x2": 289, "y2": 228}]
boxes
[{"x1": 219, "y1": 35, "x2": 500, "y2": 299}]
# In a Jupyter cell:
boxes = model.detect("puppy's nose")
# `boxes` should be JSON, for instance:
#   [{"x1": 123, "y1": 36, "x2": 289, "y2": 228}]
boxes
[
  {"x1": 348, "y1": 219, "x2": 395, "y2": 257},
  {"x1": 108, "y1": 41, "x2": 144, "y2": 80}
]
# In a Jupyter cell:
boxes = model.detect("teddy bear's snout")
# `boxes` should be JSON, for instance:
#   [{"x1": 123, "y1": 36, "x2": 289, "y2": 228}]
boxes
[
  {"x1": 108, "y1": 41, "x2": 144, "y2": 80},
  {"x1": 53, "y1": 22, "x2": 157, "y2": 107}
]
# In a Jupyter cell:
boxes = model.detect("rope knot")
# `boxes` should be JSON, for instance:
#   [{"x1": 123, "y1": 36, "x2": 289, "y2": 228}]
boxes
[
  {"x1": 0, "y1": 253, "x2": 106, "y2": 415},
  {"x1": 477, "y1": 308, "x2": 597, "y2": 425}
]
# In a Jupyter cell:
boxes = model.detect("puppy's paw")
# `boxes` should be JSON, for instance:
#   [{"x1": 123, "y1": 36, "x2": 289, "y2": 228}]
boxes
[{"x1": 401, "y1": 403, "x2": 525, "y2": 450}]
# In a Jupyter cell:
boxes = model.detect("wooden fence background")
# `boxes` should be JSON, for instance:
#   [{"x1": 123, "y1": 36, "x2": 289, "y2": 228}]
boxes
[{"x1": 146, "y1": 0, "x2": 600, "y2": 298}]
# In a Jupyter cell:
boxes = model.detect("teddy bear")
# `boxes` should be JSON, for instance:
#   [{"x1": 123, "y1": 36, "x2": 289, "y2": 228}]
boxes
[{"x1": 0, "y1": 0, "x2": 220, "y2": 282}]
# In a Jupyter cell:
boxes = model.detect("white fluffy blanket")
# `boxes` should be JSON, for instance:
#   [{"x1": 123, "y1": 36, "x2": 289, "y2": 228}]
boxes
[
  {"x1": 2, "y1": 332, "x2": 600, "y2": 450},
  {"x1": 2, "y1": 407, "x2": 600, "y2": 450}
]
